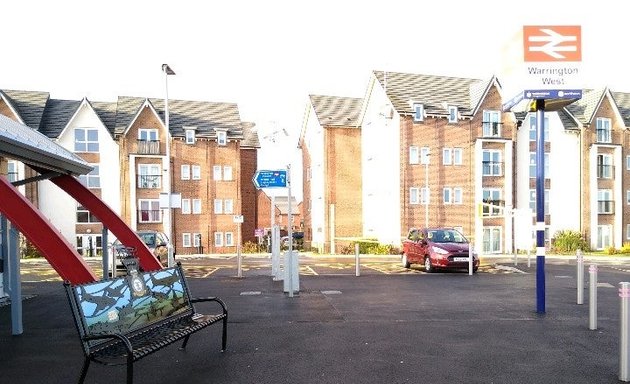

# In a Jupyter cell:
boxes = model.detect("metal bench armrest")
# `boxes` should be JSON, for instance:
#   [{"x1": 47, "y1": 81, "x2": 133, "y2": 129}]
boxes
[
  {"x1": 83, "y1": 333, "x2": 134, "y2": 354},
  {"x1": 190, "y1": 297, "x2": 228, "y2": 314}
]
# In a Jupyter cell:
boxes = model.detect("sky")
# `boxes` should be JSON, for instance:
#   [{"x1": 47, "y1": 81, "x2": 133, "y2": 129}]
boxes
[{"x1": 2, "y1": 0, "x2": 628, "y2": 198}]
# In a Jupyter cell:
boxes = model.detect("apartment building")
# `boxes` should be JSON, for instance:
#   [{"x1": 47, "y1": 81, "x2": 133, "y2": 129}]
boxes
[
  {"x1": 0, "y1": 89, "x2": 259, "y2": 256},
  {"x1": 299, "y1": 94, "x2": 362, "y2": 252}
]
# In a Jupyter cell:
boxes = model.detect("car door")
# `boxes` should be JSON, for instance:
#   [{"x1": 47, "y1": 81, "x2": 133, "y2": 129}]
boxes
[
  {"x1": 406, "y1": 229, "x2": 421, "y2": 263},
  {"x1": 417, "y1": 229, "x2": 430, "y2": 259}
]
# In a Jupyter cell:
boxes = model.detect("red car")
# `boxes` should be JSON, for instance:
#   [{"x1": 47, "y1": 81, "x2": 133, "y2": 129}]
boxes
[{"x1": 401, "y1": 228, "x2": 479, "y2": 273}]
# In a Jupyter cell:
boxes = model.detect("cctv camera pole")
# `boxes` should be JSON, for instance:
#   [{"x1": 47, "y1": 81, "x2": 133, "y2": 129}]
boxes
[{"x1": 535, "y1": 99, "x2": 546, "y2": 314}]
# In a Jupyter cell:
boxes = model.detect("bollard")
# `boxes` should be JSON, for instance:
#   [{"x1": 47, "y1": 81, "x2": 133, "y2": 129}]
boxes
[
  {"x1": 527, "y1": 248, "x2": 531, "y2": 268},
  {"x1": 589, "y1": 264, "x2": 598, "y2": 330},
  {"x1": 468, "y1": 242, "x2": 474, "y2": 276},
  {"x1": 577, "y1": 249, "x2": 584, "y2": 305},
  {"x1": 620, "y1": 282, "x2": 630, "y2": 382},
  {"x1": 355, "y1": 243, "x2": 360, "y2": 277},
  {"x1": 237, "y1": 252, "x2": 243, "y2": 278}
]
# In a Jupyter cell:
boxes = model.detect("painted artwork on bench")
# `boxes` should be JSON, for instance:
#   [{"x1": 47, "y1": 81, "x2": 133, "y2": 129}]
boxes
[{"x1": 74, "y1": 267, "x2": 190, "y2": 337}]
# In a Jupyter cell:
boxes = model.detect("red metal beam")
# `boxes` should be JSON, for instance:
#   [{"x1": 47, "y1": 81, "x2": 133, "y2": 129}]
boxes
[
  {"x1": 0, "y1": 176, "x2": 96, "y2": 283},
  {"x1": 50, "y1": 175, "x2": 162, "y2": 271}
]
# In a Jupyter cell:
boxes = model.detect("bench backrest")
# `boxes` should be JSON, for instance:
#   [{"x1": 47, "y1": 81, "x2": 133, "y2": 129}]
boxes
[{"x1": 65, "y1": 265, "x2": 193, "y2": 351}]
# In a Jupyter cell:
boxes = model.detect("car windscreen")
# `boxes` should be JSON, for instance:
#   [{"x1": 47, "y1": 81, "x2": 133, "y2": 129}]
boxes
[
  {"x1": 428, "y1": 229, "x2": 467, "y2": 243},
  {"x1": 138, "y1": 233, "x2": 156, "y2": 247}
]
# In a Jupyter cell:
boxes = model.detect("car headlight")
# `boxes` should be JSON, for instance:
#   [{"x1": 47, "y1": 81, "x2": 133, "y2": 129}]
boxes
[{"x1": 431, "y1": 246, "x2": 449, "y2": 255}]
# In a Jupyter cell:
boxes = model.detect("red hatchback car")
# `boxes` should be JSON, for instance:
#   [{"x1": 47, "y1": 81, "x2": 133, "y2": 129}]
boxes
[{"x1": 401, "y1": 228, "x2": 479, "y2": 273}]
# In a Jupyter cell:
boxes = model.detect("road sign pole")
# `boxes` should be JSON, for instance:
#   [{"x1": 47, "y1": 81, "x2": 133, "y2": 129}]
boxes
[{"x1": 535, "y1": 99, "x2": 546, "y2": 314}]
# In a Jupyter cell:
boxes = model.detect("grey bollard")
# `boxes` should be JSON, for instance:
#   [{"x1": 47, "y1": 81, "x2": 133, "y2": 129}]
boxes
[
  {"x1": 577, "y1": 249, "x2": 584, "y2": 305},
  {"x1": 620, "y1": 282, "x2": 630, "y2": 382},
  {"x1": 589, "y1": 264, "x2": 598, "y2": 330},
  {"x1": 355, "y1": 243, "x2": 360, "y2": 277}
]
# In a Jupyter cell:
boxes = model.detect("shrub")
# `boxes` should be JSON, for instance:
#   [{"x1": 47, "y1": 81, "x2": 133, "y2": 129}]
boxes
[
  {"x1": 551, "y1": 230, "x2": 590, "y2": 254},
  {"x1": 242, "y1": 241, "x2": 265, "y2": 253}
]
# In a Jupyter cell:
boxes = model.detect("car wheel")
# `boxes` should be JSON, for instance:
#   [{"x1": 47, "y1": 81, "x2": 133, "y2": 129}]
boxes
[
  {"x1": 401, "y1": 253, "x2": 410, "y2": 268},
  {"x1": 424, "y1": 256, "x2": 434, "y2": 273}
]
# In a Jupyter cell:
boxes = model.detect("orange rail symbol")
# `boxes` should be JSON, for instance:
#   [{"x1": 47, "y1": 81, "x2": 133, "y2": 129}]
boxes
[{"x1": 523, "y1": 25, "x2": 582, "y2": 62}]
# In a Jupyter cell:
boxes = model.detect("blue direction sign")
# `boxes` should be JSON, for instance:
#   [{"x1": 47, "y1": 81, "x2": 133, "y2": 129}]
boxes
[{"x1": 253, "y1": 169, "x2": 287, "y2": 189}]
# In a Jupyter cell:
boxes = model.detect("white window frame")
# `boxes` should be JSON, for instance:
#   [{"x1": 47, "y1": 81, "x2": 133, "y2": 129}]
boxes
[
  {"x1": 214, "y1": 232, "x2": 224, "y2": 247},
  {"x1": 138, "y1": 164, "x2": 161, "y2": 188},
  {"x1": 223, "y1": 166, "x2": 233, "y2": 181},
  {"x1": 483, "y1": 110, "x2": 501, "y2": 137},
  {"x1": 7, "y1": 160, "x2": 18, "y2": 182},
  {"x1": 448, "y1": 106, "x2": 458, "y2": 123},
  {"x1": 193, "y1": 233, "x2": 201, "y2": 247},
  {"x1": 443, "y1": 188, "x2": 452, "y2": 204},
  {"x1": 213, "y1": 165, "x2": 222, "y2": 180},
  {"x1": 597, "y1": 225, "x2": 612, "y2": 250},
  {"x1": 627, "y1": 224, "x2": 630, "y2": 240},
  {"x1": 482, "y1": 188, "x2": 502, "y2": 216},
  {"x1": 443, "y1": 148, "x2": 452, "y2": 165},
  {"x1": 74, "y1": 127, "x2": 99, "y2": 152},
  {"x1": 453, "y1": 188, "x2": 463, "y2": 204},
  {"x1": 185, "y1": 129, "x2": 196, "y2": 144},
  {"x1": 192, "y1": 165, "x2": 201, "y2": 180},
  {"x1": 224, "y1": 199, "x2": 234, "y2": 214},
  {"x1": 183, "y1": 233, "x2": 192, "y2": 247},
  {"x1": 409, "y1": 146, "x2": 420, "y2": 165},
  {"x1": 421, "y1": 187, "x2": 429, "y2": 205},
  {"x1": 529, "y1": 152, "x2": 550, "y2": 179},
  {"x1": 181, "y1": 199, "x2": 191, "y2": 214},
  {"x1": 181, "y1": 164, "x2": 190, "y2": 180},
  {"x1": 79, "y1": 164, "x2": 101, "y2": 188},
  {"x1": 529, "y1": 189, "x2": 550, "y2": 215},
  {"x1": 138, "y1": 199, "x2": 161, "y2": 223},
  {"x1": 528, "y1": 115, "x2": 550, "y2": 142},
  {"x1": 482, "y1": 150, "x2": 502, "y2": 176},
  {"x1": 453, "y1": 148, "x2": 463, "y2": 165},
  {"x1": 626, "y1": 155, "x2": 630, "y2": 171},
  {"x1": 217, "y1": 131, "x2": 227, "y2": 146},
  {"x1": 413, "y1": 103, "x2": 424, "y2": 122},
  {"x1": 598, "y1": 189, "x2": 613, "y2": 214},
  {"x1": 192, "y1": 199, "x2": 202, "y2": 214},
  {"x1": 597, "y1": 154, "x2": 613, "y2": 179},
  {"x1": 596, "y1": 117, "x2": 612, "y2": 143},
  {"x1": 214, "y1": 199, "x2": 223, "y2": 214},
  {"x1": 483, "y1": 226, "x2": 502, "y2": 253},
  {"x1": 420, "y1": 147, "x2": 430, "y2": 165},
  {"x1": 77, "y1": 203, "x2": 100, "y2": 223},
  {"x1": 225, "y1": 232, "x2": 234, "y2": 246},
  {"x1": 138, "y1": 128, "x2": 158, "y2": 141},
  {"x1": 410, "y1": 187, "x2": 420, "y2": 204},
  {"x1": 627, "y1": 190, "x2": 630, "y2": 205}
]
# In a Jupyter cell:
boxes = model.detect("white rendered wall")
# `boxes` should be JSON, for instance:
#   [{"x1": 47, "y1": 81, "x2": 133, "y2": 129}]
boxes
[{"x1": 303, "y1": 106, "x2": 326, "y2": 249}]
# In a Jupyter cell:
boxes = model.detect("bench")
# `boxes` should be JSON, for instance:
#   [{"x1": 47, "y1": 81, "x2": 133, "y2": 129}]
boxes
[{"x1": 64, "y1": 262, "x2": 228, "y2": 384}]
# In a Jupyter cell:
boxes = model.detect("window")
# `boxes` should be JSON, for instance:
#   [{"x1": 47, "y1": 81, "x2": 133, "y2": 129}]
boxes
[
  {"x1": 192, "y1": 165, "x2": 201, "y2": 180},
  {"x1": 627, "y1": 190, "x2": 630, "y2": 205},
  {"x1": 421, "y1": 187, "x2": 429, "y2": 205},
  {"x1": 627, "y1": 224, "x2": 630, "y2": 240},
  {"x1": 529, "y1": 189, "x2": 550, "y2": 215},
  {"x1": 138, "y1": 164, "x2": 161, "y2": 188},
  {"x1": 443, "y1": 188, "x2": 452, "y2": 204},
  {"x1": 214, "y1": 232, "x2": 224, "y2": 247},
  {"x1": 225, "y1": 232, "x2": 234, "y2": 246},
  {"x1": 443, "y1": 148, "x2": 452, "y2": 165},
  {"x1": 7, "y1": 160, "x2": 18, "y2": 182},
  {"x1": 214, "y1": 199, "x2": 223, "y2": 214},
  {"x1": 598, "y1": 189, "x2": 613, "y2": 214},
  {"x1": 453, "y1": 148, "x2": 463, "y2": 165},
  {"x1": 223, "y1": 166, "x2": 233, "y2": 181},
  {"x1": 528, "y1": 115, "x2": 550, "y2": 142},
  {"x1": 193, "y1": 233, "x2": 201, "y2": 247},
  {"x1": 413, "y1": 103, "x2": 424, "y2": 122},
  {"x1": 213, "y1": 165, "x2": 222, "y2": 180},
  {"x1": 181, "y1": 165, "x2": 190, "y2": 180},
  {"x1": 181, "y1": 199, "x2": 191, "y2": 214},
  {"x1": 409, "y1": 146, "x2": 420, "y2": 164},
  {"x1": 482, "y1": 188, "x2": 502, "y2": 216},
  {"x1": 138, "y1": 199, "x2": 161, "y2": 223},
  {"x1": 597, "y1": 225, "x2": 612, "y2": 249},
  {"x1": 482, "y1": 150, "x2": 501, "y2": 176},
  {"x1": 410, "y1": 188, "x2": 420, "y2": 204},
  {"x1": 597, "y1": 154, "x2": 613, "y2": 179},
  {"x1": 185, "y1": 129, "x2": 196, "y2": 144},
  {"x1": 627, "y1": 156, "x2": 630, "y2": 171},
  {"x1": 420, "y1": 147, "x2": 430, "y2": 165},
  {"x1": 529, "y1": 152, "x2": 550, "y2": 178},
  {"x1": 192, "y1": 199, "x2": 202, "y2": 214},
  {"x1": 76, "y1": 204, "x2": 100, "y2": 223},
  {"x1": 183, "y1": 233, "x2": 192, "y2": 247},
  {"x1": 74, "y1": 128, "x2": 99, "y2": 152},
  {"x1": 482, "y1": 110, "x2": 501, "y2": 137},
  {"x1": 448, "y1": 106, "x2": 458, "y2": 123},
  {"x1": 224, "y1": 199, "x2": 234, "y2": 214},
  {"x1": 453, "y1": 188, "x2": 463, "y2": 204},
  {"x1": 483, "y1": 227, "x2": 502, "y2": 253},
  {"x1": 79, "y1": 165, "x2": 101, "y2": 188},
  {"x1": 138, "y1": 128, "x2": 158, "y2": 141},
  {"x1": 217, "y1": 131, "x2": 227, "y2": 146},
  {"x1": 596, "y1": 118, "x2": 612, "y2": 143}
]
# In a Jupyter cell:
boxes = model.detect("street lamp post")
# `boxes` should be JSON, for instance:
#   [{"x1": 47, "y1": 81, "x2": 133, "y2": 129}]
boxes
[
  {"x1": 162, "y1": 64, "x2": 176, "y2": 267},
  {"x1": 423, "y1": 149, "x2": 430, "y2": 228}
]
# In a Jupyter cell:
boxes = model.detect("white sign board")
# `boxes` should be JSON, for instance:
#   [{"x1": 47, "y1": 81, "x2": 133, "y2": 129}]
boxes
[{"x1": 233, "y1": 215, "x2": 244, "y2": 223}]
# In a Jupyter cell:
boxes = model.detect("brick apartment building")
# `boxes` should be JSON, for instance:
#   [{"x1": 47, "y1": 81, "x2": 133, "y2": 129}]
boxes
[{"x1": 0, "y1": 89, "x2": 259, "y2": 256}]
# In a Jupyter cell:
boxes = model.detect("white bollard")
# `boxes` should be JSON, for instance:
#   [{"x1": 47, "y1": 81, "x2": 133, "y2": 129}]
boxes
[
  {"x1": 577, "y1": 249, "x2": 584, "y2": 305},
  {"x1": 619, "y1": 282, "x2": 630, "y2": 382},
  {"x1": 355, "y1": 243, "x2": 360, "y2": 277},
  {"x1": 589, "y1": 264, "x2": 598, "y2": 330}
]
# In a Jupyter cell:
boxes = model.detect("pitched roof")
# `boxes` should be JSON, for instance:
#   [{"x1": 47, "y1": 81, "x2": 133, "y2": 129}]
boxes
[
  {"x1": 373, "y1": 70, "x2": 484, "y2": 116},
  {"x1": 273, "y1": 196, "x2": 300, "y2": 215},
  {"x1": 0, "y1": 89, "x2": 50, "y2": 128},
  {"x1": 564, "y1": 88, "x2": 605, "y2": 125},
  {"x1": 241, "y1": 121, "x2": 260, "y2": 148},
  {"x1": 39, "y1": 99, "x2": 81, "y2": 138},
  {"x1": 610, "y1": 91, "x2": 630, "y2": 127},
  {"x1": 309, "y1": 94, "x2": 363, "y2": 127},
  {"x1": 114, "y1": 96, "x2": 243, "y2": 139}
]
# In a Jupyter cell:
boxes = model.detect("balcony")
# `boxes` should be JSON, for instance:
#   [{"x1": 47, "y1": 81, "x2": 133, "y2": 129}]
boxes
[
  {"x1": 596, "y1": 129, "x2": 612, "y2": 144},
  {"x1": 482, "y1": 161, "x2": 503, "y2": 176},
  {"x1": 7, "y1": 171, "x2": 18, "y2": 183},
  {"x1": 597, "y1": 164, "x2": 614, "y2": 179},
  {"x1": 137, "y1": 174, "x2": 162, "y2": 189},
  {"x1": 481, "y1": 121, "x2": 502, "y2": 138},
  {"x1": 137, "y1": 210, "x2": 162, "y2": 223},
  {"x1": 597, "y1": 200, "x2": 614, "y2": 214},
  {"x1": 137, "y1": 139, "x2": 160, "y2": 155}
]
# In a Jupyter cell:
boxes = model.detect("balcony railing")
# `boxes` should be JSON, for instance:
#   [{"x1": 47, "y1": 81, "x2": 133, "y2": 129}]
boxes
[
  {"x1": 596, "y1": 129, "x2": 612, "y2": 143},
  {"x1": 137, "y1": 210, "x2": 162, "y2": 223},
  {"x1": 482, "y1": 161, "x2": 503, "y2": 176},
  {"x1": 7, "y1": 171, "x2": 18, "y2": 182},
  {"x1": 482, "y1": 121, "x2": 502, "y2": 137},
  {"x1": 597, "y1": 164, "x2": 614, "y2": 179},
  {"x1": 137, "y1": 174, "x2": 162, "y2": 189},
  {"x1": 597, "y1": 200, "x2": 614, "y2": 214},
  {"x1": 137, "y1": 140, "x2": 160, "y2": 155}
]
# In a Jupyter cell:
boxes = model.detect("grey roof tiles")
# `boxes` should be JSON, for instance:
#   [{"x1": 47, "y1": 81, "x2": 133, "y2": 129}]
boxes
[{"x1": 309, "y1": 94, "x2": 363, "y2": 127}]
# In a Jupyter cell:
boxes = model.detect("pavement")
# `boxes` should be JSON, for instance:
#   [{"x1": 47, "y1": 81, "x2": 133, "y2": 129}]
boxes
[{"x1": 0, "y1": 255, "x2": 629, "y2": 383}]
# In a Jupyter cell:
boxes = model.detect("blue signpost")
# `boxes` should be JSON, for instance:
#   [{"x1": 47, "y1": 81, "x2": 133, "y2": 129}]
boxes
[{"x1": 252, "y1": 170, "x2": 287, "y2": 189}]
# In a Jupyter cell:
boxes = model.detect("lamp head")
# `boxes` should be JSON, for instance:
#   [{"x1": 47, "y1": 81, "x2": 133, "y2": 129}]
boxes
[{"x1": 162, "y1": 64, "x2": 176, "y2": 75}]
